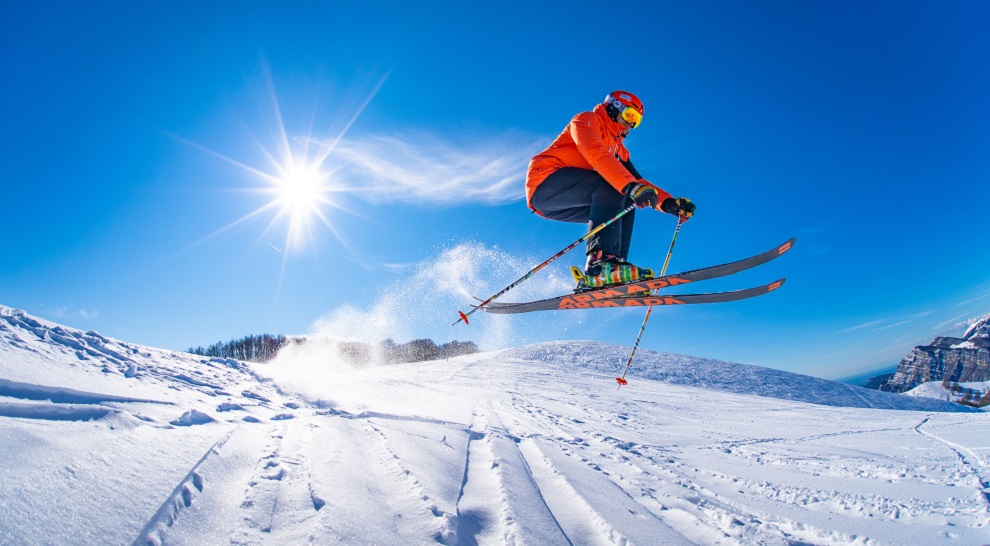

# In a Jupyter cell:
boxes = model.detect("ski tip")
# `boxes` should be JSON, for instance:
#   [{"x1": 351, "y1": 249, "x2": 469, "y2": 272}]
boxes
[
  {"x1": 768, "y1": 278, "x2": 786, "y2": 292},
  {"x1": 615, "y1": 377, "x2": 628, "y2": 386},
  {"x1": 778, "y1": 238, "x2": 797, "y2": 255}
]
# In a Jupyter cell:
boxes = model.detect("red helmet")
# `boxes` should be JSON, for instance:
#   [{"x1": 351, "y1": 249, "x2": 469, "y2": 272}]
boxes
[{"x1": 604, "y1": 90, "x2": 644, "y2": 128}]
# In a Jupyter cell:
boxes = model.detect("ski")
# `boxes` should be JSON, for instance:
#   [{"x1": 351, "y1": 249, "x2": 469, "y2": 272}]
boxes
[
  {"x1": 453, "y1": 204, "x2": 639, "y2": 325},
  {"x1": 478, "y1": 238, "x2": 794, "y2": 313},
  {"x1": 482, "y1": 279, "x2": 785, "y2": 314}
]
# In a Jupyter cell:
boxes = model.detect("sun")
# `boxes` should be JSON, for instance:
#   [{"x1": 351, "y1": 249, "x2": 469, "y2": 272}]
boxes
[
  {"x1": 278, "y1": 163, "x2": 323, "y2": 210},
  {"x1": 273, "y1": 160, "x2": 329, "y2": 243}
]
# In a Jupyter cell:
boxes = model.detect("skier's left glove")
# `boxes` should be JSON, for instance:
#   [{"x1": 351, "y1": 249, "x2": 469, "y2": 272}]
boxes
[
  {"x1": 624, "y1": 181, "x2": 659, "y2": 209},
  {"x1": 660, "y1": 197, "x2": 696, "y2": 220}
]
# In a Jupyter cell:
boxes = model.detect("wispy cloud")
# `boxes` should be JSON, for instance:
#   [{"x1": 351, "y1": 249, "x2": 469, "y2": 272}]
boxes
[
  {"x1": 51, "y1": 307, "x2": 100, "y2": 320},
  {"x1": 834, "y1": 310, "x2": 933, "y2": 335},
  {"x1": 834, "y1": 319, "x2": 885, "y2": 334},
  {"x1": 869, "y1": 319, "x2": 914, "y2": 332},
  {"x1": 869, "y1": 310, "x2": 933, "y2": 332},
  {"x1": 308, "y1": 131, "x2": 545, "y2": 206},
  {"x1": 345, "y1": 254, "x2": 419, "y2": 271},
  {"x1": 813, "y1": 349, "x2": 850, "y2": 361},
  {"x1": 954, "y1": 288, "x2": 990, "y2": 307}
]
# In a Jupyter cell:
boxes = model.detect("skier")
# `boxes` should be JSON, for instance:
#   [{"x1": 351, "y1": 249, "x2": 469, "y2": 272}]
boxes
[{"x1": 526, "y1": 91, "x2": 696, "y2": 288}]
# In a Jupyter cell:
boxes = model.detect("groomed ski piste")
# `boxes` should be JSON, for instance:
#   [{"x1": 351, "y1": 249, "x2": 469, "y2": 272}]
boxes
[{"x1": 1, "y1": 304, "x2": 988, "y2": 545}]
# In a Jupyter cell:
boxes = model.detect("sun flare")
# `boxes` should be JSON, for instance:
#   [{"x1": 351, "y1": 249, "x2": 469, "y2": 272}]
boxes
[
  {"x1": 179, "y1": 65, "x2": 390, "y2": 284},
  {"x1": 180, "y1": 137, "x2": 352, "y2": 259}
]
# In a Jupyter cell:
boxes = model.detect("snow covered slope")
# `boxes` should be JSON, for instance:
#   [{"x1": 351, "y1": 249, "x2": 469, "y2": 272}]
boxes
[
  {"x1": 508, "y1": 341, "x2": 976, "y2": 412},
  {"x1": 2, "y1": 305, "x2": 989, "y2": 545}
]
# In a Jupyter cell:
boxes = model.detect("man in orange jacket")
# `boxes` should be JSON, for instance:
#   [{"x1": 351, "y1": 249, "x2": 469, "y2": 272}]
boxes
[{"x1": 526, "y1": 90, "x2": 696, "y2": 289}]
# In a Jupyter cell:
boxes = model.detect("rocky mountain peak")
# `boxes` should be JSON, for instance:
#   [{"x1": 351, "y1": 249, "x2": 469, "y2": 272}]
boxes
[{"x1": 881, "y1": 314, "x2": 990, "y2": 398}]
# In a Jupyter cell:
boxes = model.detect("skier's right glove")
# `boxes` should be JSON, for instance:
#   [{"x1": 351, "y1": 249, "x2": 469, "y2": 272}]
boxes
[
  {"x1": 624, "y1": 181, "x2": 659, "y2": 209},
  {"x1": 660, "y1": 197, "x2": 696, "y2": 220}
]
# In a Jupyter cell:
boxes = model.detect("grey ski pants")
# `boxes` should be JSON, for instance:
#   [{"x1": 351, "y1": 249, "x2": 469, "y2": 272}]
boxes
[{"x1": 530, "y1": 167, "x2": 635, "y2": 260}]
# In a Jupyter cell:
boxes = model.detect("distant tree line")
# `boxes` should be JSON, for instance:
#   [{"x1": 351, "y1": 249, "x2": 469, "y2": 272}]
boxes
[
  {"x1": 379, "y1": 339, "x2": 479, "y2": 363},
  {"x1": 188, "y1": 334, "x2": 288, "y2": 363},
  {"x1": 188, "y1": 335, "x2": 478, "y2": 364}
]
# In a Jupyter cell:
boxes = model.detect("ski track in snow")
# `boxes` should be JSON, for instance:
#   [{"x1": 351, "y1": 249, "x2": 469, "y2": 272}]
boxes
[
  {"x1": 915, "y1": 416, "x2": 990, "y2": 514},
  {"x1": 2, "y1": 306, "x2": 990, "y2": 545}
]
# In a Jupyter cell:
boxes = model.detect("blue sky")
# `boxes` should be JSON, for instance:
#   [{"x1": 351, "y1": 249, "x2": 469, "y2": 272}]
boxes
[{"x1": 3, "y1": 1, "x2": 989, "y2": 380}]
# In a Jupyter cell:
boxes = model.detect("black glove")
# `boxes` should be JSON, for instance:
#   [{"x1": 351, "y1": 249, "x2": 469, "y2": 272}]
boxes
[
  {"x1": 660, "y1": 197, "x2": 696, "y2": 220},
  {"x1": 624, "y1": 182, "x2": 659, "y2": 209}
]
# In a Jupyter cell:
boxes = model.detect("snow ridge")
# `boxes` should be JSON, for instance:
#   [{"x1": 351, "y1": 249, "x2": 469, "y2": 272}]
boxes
[
  {"x1": 506, "y1": 341, "x2": 974, "y2": 413},
  {"x1": 963, "y1": 314, "x2": 990, "y2": 341}
]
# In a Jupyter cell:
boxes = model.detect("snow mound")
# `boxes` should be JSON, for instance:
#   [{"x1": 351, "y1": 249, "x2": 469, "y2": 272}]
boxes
[
  {"x1": 505, "y1": 341, "x2": 975, "y2": 412},
  {"x1": 171, "y1": 409, "x2": 216, "y2": 426}
]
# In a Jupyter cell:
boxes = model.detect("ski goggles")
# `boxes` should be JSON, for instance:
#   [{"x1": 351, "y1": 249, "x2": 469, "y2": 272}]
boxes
[{"x1": 619, "y1": 105, "x2": 642, "y2": 129}]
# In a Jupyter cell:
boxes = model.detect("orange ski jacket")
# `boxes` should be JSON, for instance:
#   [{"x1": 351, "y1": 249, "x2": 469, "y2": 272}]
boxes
[{"x1": 525, "y1": 104, "x2": 670, "y2": 214}]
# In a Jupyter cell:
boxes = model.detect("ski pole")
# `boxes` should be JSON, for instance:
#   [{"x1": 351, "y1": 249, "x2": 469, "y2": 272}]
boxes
[
  {"x1": 616, "y1": 216, "x2": 685, "y2": 387},
  {"x1": 453, "y1": 203, "x2": 638, "y2": 326}
]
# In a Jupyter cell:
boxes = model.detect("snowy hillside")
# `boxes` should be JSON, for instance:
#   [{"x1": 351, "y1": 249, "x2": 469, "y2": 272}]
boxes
[
  {"x1": 507, "y1": 342, "x2": 975, "y2": 412},
  {"x1": 2, "y1": 305, "x2": 989, "y2": 545},
  {"x1": 908, "y1": 380, "x2": 990, "y2": 408}
]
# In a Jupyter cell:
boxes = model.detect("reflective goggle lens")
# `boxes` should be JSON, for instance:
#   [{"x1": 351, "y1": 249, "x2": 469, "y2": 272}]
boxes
[{"x1": 621, "y1": 106, "x2": 642, "y2": 128}]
